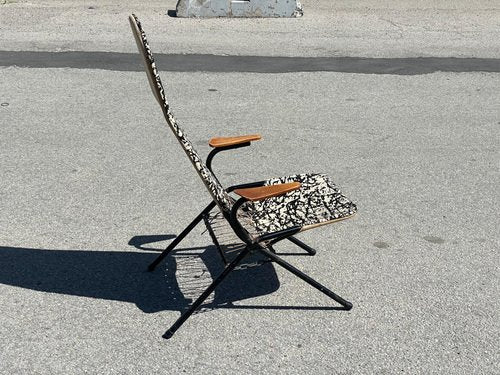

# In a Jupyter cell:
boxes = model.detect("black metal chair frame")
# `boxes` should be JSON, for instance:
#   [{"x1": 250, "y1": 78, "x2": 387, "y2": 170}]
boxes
[
  {"x1": 129, "y1": 14, "x2": 354, "y2": 340},
  {"x1": 149, "y1": 145, "x2": 352, "y2": 340}
]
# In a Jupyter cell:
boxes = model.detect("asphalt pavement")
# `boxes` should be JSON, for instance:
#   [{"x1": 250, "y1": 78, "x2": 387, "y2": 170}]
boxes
[{"x1": 0, "y1": 1, "x2": 499, "y2": 374}]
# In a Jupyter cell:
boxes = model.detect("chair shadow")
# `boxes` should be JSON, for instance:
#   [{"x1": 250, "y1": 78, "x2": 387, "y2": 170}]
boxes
[
  {"x1": 0, "y1": 239, "x2": 345, "y2": 314},
  {"x1": 128, "y1": 234, "x2": 176, "y2": 251}
]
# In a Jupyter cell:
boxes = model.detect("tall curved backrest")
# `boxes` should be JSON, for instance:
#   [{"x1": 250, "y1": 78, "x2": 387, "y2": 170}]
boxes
[{"x1": 129, "y1": 14, "x2": 233, "y2": 212}]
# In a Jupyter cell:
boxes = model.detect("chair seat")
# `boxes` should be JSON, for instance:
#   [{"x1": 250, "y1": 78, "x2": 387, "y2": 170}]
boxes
[{"x1": 243, "y1": 173, "x2": 357, "y2": 236}]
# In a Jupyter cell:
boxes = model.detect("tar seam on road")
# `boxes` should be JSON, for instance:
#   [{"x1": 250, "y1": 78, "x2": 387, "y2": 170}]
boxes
[{"x1": 1, "y1": 51, "x2": 499, "y2": 75}]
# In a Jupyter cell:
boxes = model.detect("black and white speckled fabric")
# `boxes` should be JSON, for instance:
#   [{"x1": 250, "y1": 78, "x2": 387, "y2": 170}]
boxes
[
  {"x1": 244, "y1": 174, "x2": 357, "y2": 235},
  {"x1": 130, "y1": 14, "x2": 234, "y2": 212},
  {"x1": 130, "y1": 15, "x2": 356, "y2": 237}
]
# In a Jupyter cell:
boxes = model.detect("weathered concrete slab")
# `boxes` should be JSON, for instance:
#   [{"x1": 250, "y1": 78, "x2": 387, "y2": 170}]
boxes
[{"x1": 176, "y1": 0, "x2": 303, "y2": 17}]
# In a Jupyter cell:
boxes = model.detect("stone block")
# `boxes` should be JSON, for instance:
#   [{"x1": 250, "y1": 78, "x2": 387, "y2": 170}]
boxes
[{"x1": 175, "y1": 0, "x2": 303, "y2": 18}]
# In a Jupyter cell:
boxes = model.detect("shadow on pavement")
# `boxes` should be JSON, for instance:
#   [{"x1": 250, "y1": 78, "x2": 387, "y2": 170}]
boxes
[
  {"x1": 0, "y1": 243, "x2": 281, "y2": 313},
  {"x1": 128, "y1": 234, "x2": 176, "y2": 251},
  {"x1": 0, "y1": 239, "x2": 345, "y2": 314}
]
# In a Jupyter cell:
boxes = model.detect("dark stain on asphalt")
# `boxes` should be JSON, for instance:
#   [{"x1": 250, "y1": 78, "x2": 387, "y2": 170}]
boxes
[
  {"x1": 373, "y1": 241, "x2": 390, "y2": 249},
  {"x1": 1, "y1": 51, "x2": 499, "y2": 75},
  {"x1": 423, "y1": 236, "x2": 445, "y2": 244}
]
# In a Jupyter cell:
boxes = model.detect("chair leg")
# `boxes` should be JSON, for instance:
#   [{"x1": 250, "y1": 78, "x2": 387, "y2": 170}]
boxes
[
  {"x1": 258, "y1": 247, "x2": 352, "y2": 310},
  {"x1": 287, "y1": 236, "x2": 317, "y2": 255},
  {"x1": 148, "y1": 201, "x2": 216, "y2": 271},
  {"x1": 163, "y1": 245, "x2": 251, "y2": 339}
]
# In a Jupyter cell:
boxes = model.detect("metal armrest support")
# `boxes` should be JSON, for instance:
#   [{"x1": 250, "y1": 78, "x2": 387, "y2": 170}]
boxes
[
  {"x1": 226, "y1": 180, "x2": 266, "y2": 193},
  {"x1": 206, "y1": 135, "x2": 261, "y2": 174},
  {"x1": 228, "y1": 197, "x2": 255, "y2": 243},
  {"x1": 206, "y1": 143, "x2": 250, "y2": 174}
]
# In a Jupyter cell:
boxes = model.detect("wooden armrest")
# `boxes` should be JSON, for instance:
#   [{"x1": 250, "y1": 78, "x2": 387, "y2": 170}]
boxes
[
  {"x1": 233, "y1": 182, "x2": 301, "y2": 201},
  {"x1": 209, "y1": 134, "x2": 261, "y2": 148}
]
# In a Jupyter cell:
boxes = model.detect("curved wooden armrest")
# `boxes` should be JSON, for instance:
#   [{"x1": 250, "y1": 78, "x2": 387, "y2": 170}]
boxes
[
  {"x1": 209, "y1": 134, "x2": 261, "y2": 148},
  {"x1": 233, "y1": 182, "x2": 301, "y2": 201}
]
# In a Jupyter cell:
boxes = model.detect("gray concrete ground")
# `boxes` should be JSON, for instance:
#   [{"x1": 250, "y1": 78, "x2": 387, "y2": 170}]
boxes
[
  {"x1": 1, "y1": 1, "x2": 499, "y2": 374},
  {"x1": 1, "y1": 0, "x2": 500, "y2": 57}
]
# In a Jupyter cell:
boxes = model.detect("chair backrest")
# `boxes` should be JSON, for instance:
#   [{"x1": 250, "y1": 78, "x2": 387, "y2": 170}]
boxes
[{"x1": 128, "y1": 14, "x2": 233, "y2": 212}]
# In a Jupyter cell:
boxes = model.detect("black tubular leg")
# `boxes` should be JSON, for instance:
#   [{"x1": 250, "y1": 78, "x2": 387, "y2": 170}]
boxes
[
  {"x1": 258, "y1": 247, "x2": 352, "y2": 310},
  {"x1": 163, "y1": 246, "x2": 252, "y2": 339},
  {"x1": 287, "y1": 236, "x2": 317, "y2": 255},
  {"x1": 148, "y1": 202, "x2": 217, "y2": 271}
]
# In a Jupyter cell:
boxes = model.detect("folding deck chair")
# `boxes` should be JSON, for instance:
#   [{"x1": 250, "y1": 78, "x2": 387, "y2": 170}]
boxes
[{"x1": 129, "y1": 14, "x2": 358, "y2": 339}]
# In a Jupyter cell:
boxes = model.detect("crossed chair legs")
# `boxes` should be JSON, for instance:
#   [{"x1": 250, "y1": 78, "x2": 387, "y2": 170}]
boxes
[
  {"x1": 148, "y1": 202, "x2": 352, "y2": 339},
  {"x1": 147, "y1": 202, "x2": 315, "y2": 271}
]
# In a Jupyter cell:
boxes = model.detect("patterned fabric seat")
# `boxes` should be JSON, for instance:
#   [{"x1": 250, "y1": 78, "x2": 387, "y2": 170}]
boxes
[{"x1": 244, "y1": 173, "x2": 357, "y2": 236}]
